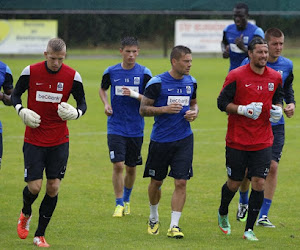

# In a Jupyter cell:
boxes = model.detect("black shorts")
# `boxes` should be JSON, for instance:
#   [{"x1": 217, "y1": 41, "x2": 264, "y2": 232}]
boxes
[
  {"x1": 272, "y1": 124, "x2": 285, "y2": 163},
  {"x1": 0, "y1": 133, "x2": 2, "y2": 165},
  {"x1": 107, "y1": 134, "x2": 143, "y2": 167},
  {"x1": 225, "y1": 146, "x2": 271, "y2": 181},
  {"x1": 143, "y1": 134, "x2": 194, "y2": 181},
  {"x1": 23, "y1": 142, "x2": 69, "y2": 182}
]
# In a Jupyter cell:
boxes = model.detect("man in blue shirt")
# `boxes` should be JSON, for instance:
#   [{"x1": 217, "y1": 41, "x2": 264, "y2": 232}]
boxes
[
  {"x1": 221, "y1": 2, "x2": 264, "y2": 71},
  {"x1": 236, "y1": 28, "x2": 295, "y2": 228},
  {"x1": 140, "y1": 45, "x2": 198, "y2": 238},
  {"x1": 99, "y1": 37, "x2": 152, "y2": 217},
  {"x1": 0, "y1": 61, "x2": 13, "y2": 169}
]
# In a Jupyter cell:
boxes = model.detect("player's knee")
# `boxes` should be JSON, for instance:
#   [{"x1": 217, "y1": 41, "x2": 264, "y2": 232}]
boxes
[{"x1": 174, "y1": 179, "x2": 187, "y2": 190}]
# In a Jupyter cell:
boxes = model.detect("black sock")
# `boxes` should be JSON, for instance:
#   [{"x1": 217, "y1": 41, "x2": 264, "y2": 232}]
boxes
[
  {"x1": 219, "y1": 182, "x2": 236, "y2": 215},
  {"x1": 22, "y1": 186, "x2": 38, "y2": 216},
  {"x1": 245, "y1": 189, "x2": 264, "y2": 231},
  {"x1": 35, "y1": 193, "x2": 58, "y2": 237}
]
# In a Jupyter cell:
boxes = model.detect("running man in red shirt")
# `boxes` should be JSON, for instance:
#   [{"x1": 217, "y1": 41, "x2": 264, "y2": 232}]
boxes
[
  {"x1": 12, "y1": 38, "x2": 87, "y2": 247},
  {"x1": 217, "y1": 37, "x2": 283, "y2": 241}
]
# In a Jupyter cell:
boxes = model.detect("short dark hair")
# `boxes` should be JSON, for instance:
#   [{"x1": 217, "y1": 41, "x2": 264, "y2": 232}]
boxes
[
  {"x1": 120, "y1": 37, "x2": 139, "y2": 49},
  {"x1": 235, "y1": 2, "x2": 249, "y2": 14},
  {"x1": 265, "y1": 28, "x2": 284, "y2": 42},
  {"x1": 47, "y1": 38, "x2": 66, "y2": 52},
  {"x1": 248, "y1": 37, "x2": 267, "y2": 51},
  {"x1": 170, "y1": 45, "x2": 192, "y2": 64}
]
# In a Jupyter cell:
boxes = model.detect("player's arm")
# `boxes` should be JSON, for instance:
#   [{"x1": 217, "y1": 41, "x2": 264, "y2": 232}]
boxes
[
  {"x1": 99, "y1": 71, "x2": 113, "y2": 116},
  {"x1": 58, "y1": 72, "x2": 87, "y2": 121},
  {"x1": 221, "y1": 31, "x2": 230, "y2": 59},
  {"x1": 139, "y1": 80, "x2": 182, "y2": 117},
  {"x1": 184, "y1": 83, "x2": 198, "y2": 122},
  {"x1": 1, "y1": 69, "x2": 13, "y2": 106},
  {"x1": 12, "y1": 69, "x2": 41, "y2": 128},
  {"x1": 282, "y1": 71, "x2": 296, "y2": 118},
  {"x1": 122, "y1": 70, "x2": 152, "y2": 102}
]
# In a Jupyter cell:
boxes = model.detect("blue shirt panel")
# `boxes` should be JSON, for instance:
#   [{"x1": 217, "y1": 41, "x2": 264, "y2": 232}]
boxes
[
  {"x1": 224, "y1": 22, "x2": 264, "y2": 71},
  {"x1": 240, "y1": 56, "x2": 293, "y2": 126},
  {"x1": 105, "y1": 63, "x2": 152, "y2": 137},
  {"x1": 145, "y1": 72, "x2": 196, "y2": 143},
  {"x1": 0, "y1": 61, "x2": 10, "y2": 133}
]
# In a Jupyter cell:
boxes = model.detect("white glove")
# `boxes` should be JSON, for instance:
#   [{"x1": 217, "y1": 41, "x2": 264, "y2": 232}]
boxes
[
  {"x1": 237, "y1": 102, "x2": 263, "y2": 120},
  {"x1": 270, "y1": 105, "x2": 283, "y2": 123},
  {"x1": 57, "y1": 102, "x2": 82, "y2": 120},
  {"x1": 15, "y1": 104, "x2": 41, "y2": 128}
]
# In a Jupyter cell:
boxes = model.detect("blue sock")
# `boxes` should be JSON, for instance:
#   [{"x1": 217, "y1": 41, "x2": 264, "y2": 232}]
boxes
[
  {"x1": 116, "y1": 198, "x2": 124, "y2": 206},
  {"x1": 239, "y1": 190, "x2": 249, "y2": 204},
  {"x1": 123, "y1": 187, "x2": 133, "y2": 202},
  {"x1": 259, "y1": 198, "x2": 272, "y2": 219}
]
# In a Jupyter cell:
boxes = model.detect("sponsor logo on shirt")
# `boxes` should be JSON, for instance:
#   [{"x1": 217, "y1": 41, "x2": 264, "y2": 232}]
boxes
[
  {"x1": 57, "y1": 82, "x2": 64, "y2": 91},
  {"x1": 114, "y1": 79, "x2": 121, "y2": 82},
  {"x1": 36, "y1": 91, "x2": 62, "y2": 103},
  {"x1": 245, "y1": 84, "x2": 252, "y2": 87},
  {"x1": 167, "y1": 96, "x2": 190, "y2": 106},
  {"x1": 115, "y1": 86, "x2": 139, "y2": 96},
  {"x1": 243, "y1": 36, "x2": 249, "y2": 43},
  {"x1": 134, "y1": 77, "x2": 140, "y2": 85},
  {"x1": 268, "y1": 82, "x2": 274, "y2": 91}
]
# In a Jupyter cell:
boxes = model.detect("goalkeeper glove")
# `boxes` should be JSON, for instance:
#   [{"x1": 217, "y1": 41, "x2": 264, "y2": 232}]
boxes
[
  {"x1": 237, "y1": 102, "x2": 263, "y2": 120},
  {"x1": 57, "y1": 102, "x2": 82, "y2": 120},
  {"x1": 269, "y1": 105, "x2": 283, "y2": 123},
  {"x1": 15, "y1": 104, "x2": 41, "y2": 128}
]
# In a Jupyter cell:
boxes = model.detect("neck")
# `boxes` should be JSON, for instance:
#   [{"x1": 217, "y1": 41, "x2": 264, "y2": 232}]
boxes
[
  {"x1": 268, "y1": 56, "x2": 279, "y2": 63},
  {"x1": 169, "y1": 69, "x2": 184, "y2": 79},
  {"x1": 250, "y1": 63, "x2": 265, "y2": 75},
  {"x1": 121, "y1": 62, "x2": 135, "y2": 70}
]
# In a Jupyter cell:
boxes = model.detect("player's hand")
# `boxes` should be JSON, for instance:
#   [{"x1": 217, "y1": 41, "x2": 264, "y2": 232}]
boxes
[
  {"x1": 15, "y1": 104, "x2": 41, "y2": 128},
  {"x1": 284, "y1": 103, "x2": 295, "y2": 118},
  {"x1": 104, "y1": 104, "x2": 113, "y2": 116},
  {"x1": 235, "y1": 35, "x2": 246, "y2": 52},
  {"x1": 222, "y1": 45, "x2": 230, "y2": 58},
  {"x1": 58, "y1": 102, "x2": 82, "y2": 120},
  {"x1": 270, "y1": 105, "x2": 283, "y2": 123},
  {"x1": 164, "y1": 103, "x2": 182, "y2": 114},
  {"x1": 237, "y1": 102, "x2": 263, "y2": 120},
  {"x1": 184, "y1": 110, "x2": 197, "y2": 122},
  {"x1": 122, "y1": 86, "x2": 139, "y2": 99}
]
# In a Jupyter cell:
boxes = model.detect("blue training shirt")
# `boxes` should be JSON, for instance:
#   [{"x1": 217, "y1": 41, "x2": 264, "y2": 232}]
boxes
[
  {"x1": 0, "y1": 61, "x2": 13, "y2": 133},
  {"x1": 241, "y1": 56, "x2": 294, "y2": 126},
  {"x1": 223, "y1": 22, "x2": 264, "y2": 71},
  {"x1": 144, "y1": 71, "x2": 197, "y2": 143},
  {"x1": 101, "y1": 63, "x2": 152, "y2": 137}
]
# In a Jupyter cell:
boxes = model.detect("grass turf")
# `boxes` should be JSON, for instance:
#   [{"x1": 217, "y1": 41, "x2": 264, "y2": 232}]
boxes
[{"x1": 0, "y1": 56, "x2": 299, "y2": 249}]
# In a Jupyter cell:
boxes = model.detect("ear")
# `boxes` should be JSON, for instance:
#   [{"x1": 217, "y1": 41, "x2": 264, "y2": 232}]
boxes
[{"x1": 44, "y1": 51, "x2": 47, "y2": 58}]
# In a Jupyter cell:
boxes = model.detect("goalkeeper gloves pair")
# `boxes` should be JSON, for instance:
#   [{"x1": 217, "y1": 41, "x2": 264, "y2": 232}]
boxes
[
  {"x1": 15, "y1": 102, "x2": 81, "y2": 128},
  {"x1": 237, "y1": 102, "x2": 282, "y2": 123}
]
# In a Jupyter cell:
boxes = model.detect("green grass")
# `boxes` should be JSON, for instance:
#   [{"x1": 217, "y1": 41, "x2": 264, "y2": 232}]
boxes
[{"x1": 0, "y1": 56, "x2": 299, "y2": 249}]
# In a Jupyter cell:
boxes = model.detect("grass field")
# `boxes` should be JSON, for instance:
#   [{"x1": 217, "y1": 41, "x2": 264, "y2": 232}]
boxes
[{"x1": 0, "y1": 55, "x2": 299, "y2": 249}]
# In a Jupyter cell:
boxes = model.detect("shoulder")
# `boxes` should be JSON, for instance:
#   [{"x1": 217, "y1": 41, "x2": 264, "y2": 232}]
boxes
[
  {"x1": 103, "y1": 63, "x2": 121, "y2": 74},
  {"x1": 224, "y1": 23, "x2": 235, "y2": 32},
  {"x1": 266, "y1": 66, "x2": 282, "y2": 79},
  {"x1": 185, "y1": 75, "x2": 197, "y2": 84},
  {"x1": 146, "y1": 75, "x2": 162, "y2": 88},
  {"x1": 135, "y1": 63, "x2": 152, "y2": 76},
  {"x1": 279, "y1": 56, "x2": 293, "y2": 69},
  {"x1": 21, "y1": 65, "x2": 31, "y2": 76}
]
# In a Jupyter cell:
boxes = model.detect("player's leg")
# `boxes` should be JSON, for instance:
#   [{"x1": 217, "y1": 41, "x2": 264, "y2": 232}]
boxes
[
  {"x1": 219, "y1": 146, "x2": 247, "y2": 235},
  {"x1": 244, "y1": 147, "x2": 271, "y2": 241},
  {"x1": 123, "y1": 136, "x2": 143, "y2": 215},
  {"x1": 257, "y1": 125, "x2": 283, "y2": 228},
  {"x1": 17, "y1": 143, "x2": 44, "y2": 240},
  {"x1": 107, "y1": 134, "x2": 127, "y2": 217},
  {"x1": 144, "y1": 140, "x2": 170, "y2": 235},
  {"x1": 0, "y1": 131, "x2": 3, "y2": 169},
  {"x1": 237, "y1": 176, "x2": 250, "y2": 222},
  {"x1": 33, "y1": 143, "x2": 68, "y2": 247}
]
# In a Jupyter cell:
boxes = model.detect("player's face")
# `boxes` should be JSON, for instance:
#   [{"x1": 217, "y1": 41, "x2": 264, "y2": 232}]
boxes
[
  {"x1": 44, "y1": 48, "x2": 66, "y2": 72},
  {"x1": 268, "y1": 35, "x2": 284, "y2": 60},
  {"x1": 249, "y1": 44, "x2": 269, "y2": 68},
  {"x1": 172, "y1": 53, "x2": 192, "y2": 76},
  {"x1": 120, "y1": 45, "x2": 139, "y2": 68},
  {"x1": 233, "y1": 8, "x2": 248, "y2": 30}
]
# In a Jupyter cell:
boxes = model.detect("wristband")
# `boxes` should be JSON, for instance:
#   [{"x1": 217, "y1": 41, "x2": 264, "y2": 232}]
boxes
[
  {"x1": 129, "y1": 89, "x2": 140, "y2": 99},
  {"x1": 237, "y1": 105, "x2": 245, "y2": 115}
]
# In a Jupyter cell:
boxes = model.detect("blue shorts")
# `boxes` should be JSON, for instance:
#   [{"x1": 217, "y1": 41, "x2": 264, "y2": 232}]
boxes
[
  {"x1": 23, "y1": 142, "x2": 69, "y2": 182},
  {"x1": 272, "y1": 124, "x2": 285, "y2": 163},
  {"x1": 225, "y1": 146, "x2": 271, "y2": 181},
  {"x1": 143, "y1": 134, "x2": 194, "y2": 181},
  {"x1": 107, "y1": 134, "x2": 143, "y2": 167}
]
